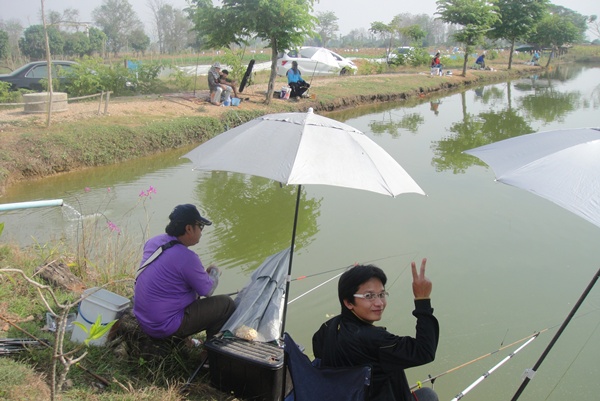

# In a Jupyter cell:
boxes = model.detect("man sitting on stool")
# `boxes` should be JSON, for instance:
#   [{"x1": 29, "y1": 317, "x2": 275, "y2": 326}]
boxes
[{"x1": 208, "y1": 62, "x2": 232, "y2": 106}]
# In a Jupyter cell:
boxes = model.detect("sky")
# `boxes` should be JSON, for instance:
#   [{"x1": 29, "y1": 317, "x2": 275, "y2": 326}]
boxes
[{"x1": 2, "y1": 0, "x2": 598, "y2": 37}]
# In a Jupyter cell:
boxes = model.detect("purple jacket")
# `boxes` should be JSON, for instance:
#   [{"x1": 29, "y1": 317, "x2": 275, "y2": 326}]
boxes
[{"x1": 133, "y1": 234, "x2": 214, "y2": 338}]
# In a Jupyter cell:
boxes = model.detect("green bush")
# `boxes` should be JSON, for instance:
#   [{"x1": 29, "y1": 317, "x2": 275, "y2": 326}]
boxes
[
  {"x1": 63, "y1": 57, "x2": 103, "y2": 97},
  {"x1": 168, "y1": 68, "x2": 195, "y2": 91},
  {"x1": 358, "y1": 59, "x2": 386, "y2": 75},
  {"x1": 408, "y1": 48, "x2": 433, "y2": 67},
  {"x1": 0, "y1": 81, "x2": 20, "y2": 103},
  {"x1": 132, "y1": 61, "x2": 163, "y2": 94},
  {"x1": 61, "y1": 57, "x2": 138, "y2": 97}
]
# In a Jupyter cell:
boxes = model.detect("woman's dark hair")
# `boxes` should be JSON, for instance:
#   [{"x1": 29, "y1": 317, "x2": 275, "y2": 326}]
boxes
[
  {"x1": 338, "y1": 264, "x2": 387, "y2": 307},
  {"x1": 165, "y1": 221, "x2": 187, "y2": 237}
]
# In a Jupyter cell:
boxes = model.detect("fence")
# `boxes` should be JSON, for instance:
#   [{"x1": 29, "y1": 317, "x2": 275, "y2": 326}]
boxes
[{"x1": 0, "y1": 91, "x2": 112, "y2": 115}]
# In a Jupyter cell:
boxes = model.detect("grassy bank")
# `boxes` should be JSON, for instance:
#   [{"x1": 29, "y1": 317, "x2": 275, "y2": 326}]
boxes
[{"x1": 0, "y1": 57, "x2": 542, "y2": 196}]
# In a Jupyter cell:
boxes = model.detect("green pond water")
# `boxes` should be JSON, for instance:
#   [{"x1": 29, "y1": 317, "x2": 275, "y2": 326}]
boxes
[{"x1": 1, "y1": 64, "x2": 600, "y2": 400}]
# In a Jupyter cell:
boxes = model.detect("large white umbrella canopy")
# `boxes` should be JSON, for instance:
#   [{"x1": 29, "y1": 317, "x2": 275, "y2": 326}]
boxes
[
  {"x1": 184, "y1": 108, "x2": 424, "y2": 197},
  {"x1": 184, "y1": 108, "x2": 424, "y2": 336},
  {"x1": 464, "y1": 127, "x2": 600, "y2": 400},
  {"x1": 465, "y1": 127, "x2": 600, "y2": 229}
]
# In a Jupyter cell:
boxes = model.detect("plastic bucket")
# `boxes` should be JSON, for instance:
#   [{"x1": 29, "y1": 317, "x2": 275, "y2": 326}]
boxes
[
  {"x1": 70, "y1": 287, "x2": 131, "y2": 345},
  {"x1": 231, "y1": 97, "x2": 241, "y2": 106}
]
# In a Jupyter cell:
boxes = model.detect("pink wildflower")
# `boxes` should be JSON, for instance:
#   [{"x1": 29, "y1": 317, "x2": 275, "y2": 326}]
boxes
[{"x1": 107, "y1": 221, "x2": 121, "y2": 233}]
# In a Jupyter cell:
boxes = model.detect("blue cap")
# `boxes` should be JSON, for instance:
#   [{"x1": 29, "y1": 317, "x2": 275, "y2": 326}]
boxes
[{"x1": 169, "y1": 204, "x2": 212, "y2": 226}]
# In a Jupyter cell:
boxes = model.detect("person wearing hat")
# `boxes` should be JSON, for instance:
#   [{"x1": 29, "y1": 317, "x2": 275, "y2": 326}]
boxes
[
  {"x1": 133, "y1": 204, "x2": 235, "y2": 342},
  {"x1": 208, "y1": 62, "x2": 233, "y2": 106}
]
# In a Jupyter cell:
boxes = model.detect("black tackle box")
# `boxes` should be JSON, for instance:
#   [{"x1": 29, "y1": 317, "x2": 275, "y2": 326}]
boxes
[{"x1": 205, "y1": 336, "x2": 288, "y2": 401}]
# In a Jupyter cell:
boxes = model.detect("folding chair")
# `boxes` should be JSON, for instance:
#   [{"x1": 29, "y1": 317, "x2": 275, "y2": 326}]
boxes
[{"x1": 283, "y1": 332, "x2": 371, "y2": 401}]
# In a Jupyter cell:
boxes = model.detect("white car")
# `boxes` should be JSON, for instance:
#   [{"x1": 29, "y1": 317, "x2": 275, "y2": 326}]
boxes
[{"x1": 276, "y1": 47, "x2": 357, "y2": 77}]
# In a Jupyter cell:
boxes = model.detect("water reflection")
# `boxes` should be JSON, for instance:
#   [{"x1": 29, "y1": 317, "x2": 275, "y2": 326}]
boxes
[
  {"x1": 195, "y1": 172, "x2": 320, "y2": 272},
  {"x1": 428, "y1": 65, "x2": 599, "y2": 174},
  {"x1": 432, "y1": 106, "x2": 533, "y2": 173},
  {"x1": 369, "y1": 111, "x2": 425, "y2": 136}
]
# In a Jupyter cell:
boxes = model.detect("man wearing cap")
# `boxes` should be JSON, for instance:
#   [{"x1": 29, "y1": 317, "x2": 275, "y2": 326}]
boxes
[
  {"x1": 133, "y1": 204, "x2": 235, "y2": 342},
  {"x1": 208, "y1": 62, "x2": 233, "y2": 106}
]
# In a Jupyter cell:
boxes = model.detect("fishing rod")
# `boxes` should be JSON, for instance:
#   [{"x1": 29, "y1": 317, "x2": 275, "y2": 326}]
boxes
[
  {"x1": 410, "y1": 328, "x2": 549, "y2": 391},
  {"x1": 288, "y1": 271, "x2": 346, "y2": 304},
  {"x1": 0, "y1": 314, "x2": 111, "y2": 387},
  {"x1": 224, "y1": 252, "x2": 418, "y2": 298},
  {"x1": 511, "y1": 266, "x2": 600, "y2": 401},
  {"x1": 412, "y1": 305, "x2": 600, "y2": 392},
  {"x1": 288, "y1": 252, "x2": 420, "y2": 304},
  {"x1": 222, "y1": 268, "x2": 351, "y2": 297},
  {"x1": 450, "y1": 333, "x2": 539, "y2": 401}
]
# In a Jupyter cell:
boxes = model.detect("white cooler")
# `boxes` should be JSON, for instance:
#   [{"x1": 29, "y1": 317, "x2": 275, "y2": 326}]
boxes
[{"x1": 70, "y1": 287, "x2": 131, "y2": 346}]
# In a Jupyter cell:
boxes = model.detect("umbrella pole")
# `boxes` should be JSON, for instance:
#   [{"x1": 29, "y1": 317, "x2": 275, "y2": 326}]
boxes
[
  {"x1": 511, "y1": 266, "x2": 600, "y2": 401},
  {"x1": 280, "y1": 184, "x2": 302, "y2": 338},
  {"x1": 309, "y1": 62, "x2": 318, "y2": 88}
]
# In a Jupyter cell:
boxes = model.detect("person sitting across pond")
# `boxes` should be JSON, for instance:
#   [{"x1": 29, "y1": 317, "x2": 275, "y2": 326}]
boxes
[
  {"x1": 286, "y1": 61, "x2": 310, "y2": 99},
  {"x1": 312, "y1": 259, "x2": 439, "y2": 401},
  {"x1": 207, "y1": 62, "x2": 232, "y2": 106},
  {"x1": 431, "y1": 52, "x2": 443, "y2": 73},
  {"x1": 475, "y1": 53, "x2": 486, "y2": 69},
  {"x1": 220, "y1": 69, "x2": 239, "y2": 99}
]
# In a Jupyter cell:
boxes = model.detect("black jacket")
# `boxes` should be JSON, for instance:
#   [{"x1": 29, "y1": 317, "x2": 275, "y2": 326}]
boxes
[{"x1": 312, "y1": 299, "x2": 439, "y2": 401}]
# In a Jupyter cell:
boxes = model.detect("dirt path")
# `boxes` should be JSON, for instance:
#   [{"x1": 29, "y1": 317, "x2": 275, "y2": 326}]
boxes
[{"x1": 0, "y1": 88, "x2": 271, "y2": 129}]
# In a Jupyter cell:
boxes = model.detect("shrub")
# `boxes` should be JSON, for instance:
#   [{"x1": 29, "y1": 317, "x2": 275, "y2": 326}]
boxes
[
  {"x1": 0, "y1": 81, "x2": 20, "y2": 103},
  {"x1": 168, "y1": 68, "x2": 195, "y2": 91},
  {"x1": 62, "y1": 57, "x2": 102, "y2": 97},
  {"x1": 133, "y1": 61, "x2": 163, "y2": 94}
]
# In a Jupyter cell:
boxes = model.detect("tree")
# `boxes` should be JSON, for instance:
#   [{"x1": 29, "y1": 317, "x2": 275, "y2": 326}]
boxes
[
  {"x1": 488, "y1": 0, "x2": 548, "y2": 69},
  {"x1": 370, "y1": 21, "x2": 395, "y2": 54},
  {"x1": 547, "y1": 5, "x2": 589, "y2": 43},
  {"x1": 401, "y1": 25, "x2": 427, "y2": 46},
  {"x1": 88, "y1": 27, "x2": 107, "y2": 56},
  {"x1": 0, "y1": 30, "x2": 8, "y2": 61},
  {"x1": 129, "y1": 28, "x2": 150, "y2": 56},
  {"x1": 147, "y1": 0, "x2": 166, "y2": 53},
  {"x1": 19, "y1": 24, "x2": 64, "y2": 60},
  {"x1": 149, "y1": 1, "x2": 194, "y2": 54},
  {"x1": 436, "y1": 0, "x2": 500, "y2": 76},
  {"x1": 92, "y1": 0, "x2": 143, "y2": 55},
  {"x1": 589, "y1": 15, "x2": 599, "y2": 40},
  {"x1": 64, "y1": 32, "x2": 90, "y2": 57},
  {"x1": 41, "y1": 8, "x2": 80, "y2": 32},
  {"x1": 0, "y1": 19, "x2": 24, "y2": 62},
  {"x1": 314, "y1": 11, "x2": 339, "y2": 47},
  {"x1": 528, "y1": 12, "x2": 583, "y2": 68},
  {"x1": 188, "y1": 0, "x2": 317, "y2": 104}
]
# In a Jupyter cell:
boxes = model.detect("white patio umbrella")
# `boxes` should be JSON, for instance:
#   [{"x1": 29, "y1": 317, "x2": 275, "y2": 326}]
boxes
[
  {"x1": 303, "y1": 47, "x2": 339, "y2": 83},
  {"x1": 464, "y1": 127, "x2": 600, "y2": 400},
  {"x1": 183, "y1": 108, "x2": 425, "y2": 334}
]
